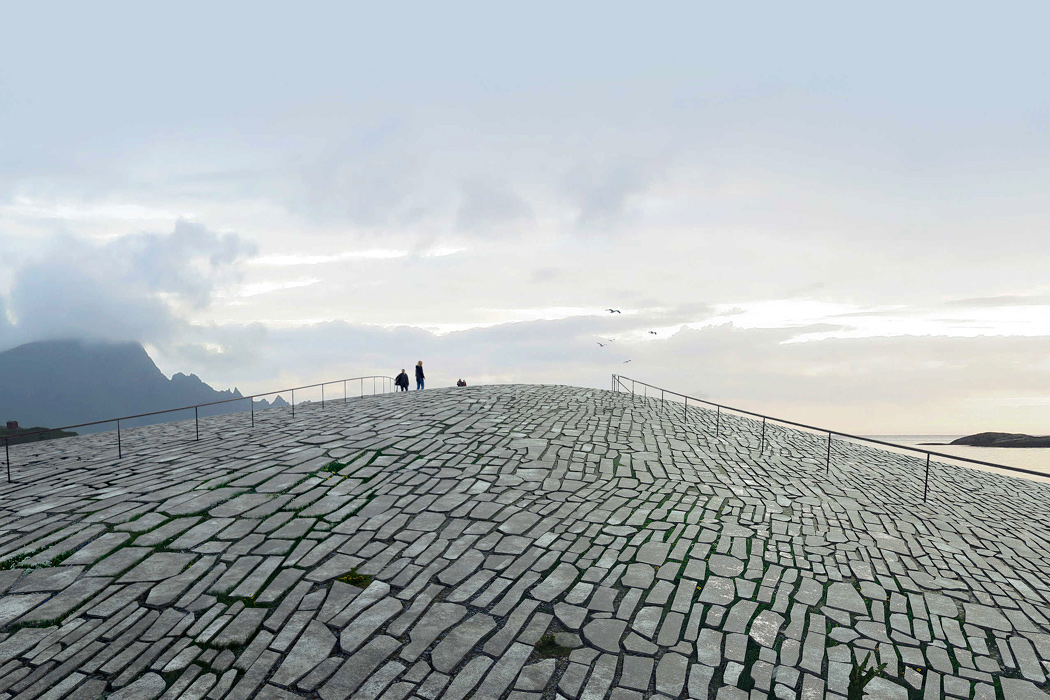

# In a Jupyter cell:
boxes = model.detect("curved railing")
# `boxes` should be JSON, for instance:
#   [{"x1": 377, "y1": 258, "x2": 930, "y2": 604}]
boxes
[
  {"x1": 612, "y1": 374, "x2": 1046, "y2": 500},
  {"x1": 3, "y1": 374, "x2": 395, "y2": 482}
]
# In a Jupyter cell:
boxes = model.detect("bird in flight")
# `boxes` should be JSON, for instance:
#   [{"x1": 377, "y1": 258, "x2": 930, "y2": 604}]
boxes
[
  {"x1": 623, "y1": 359, "x2": 632, "y2": 363},
  {"x1": 596, "y1": 342, "x2": 605, "y2": 347},
  {"x1": 648, "y1": 331, "x2": 657, "y2": 335},
  {"x1": 607, "y1": 309, "x2": 621, "y2": 314}
]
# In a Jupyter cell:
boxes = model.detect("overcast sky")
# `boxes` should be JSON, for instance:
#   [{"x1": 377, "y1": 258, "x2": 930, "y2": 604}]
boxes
[{"x1": 2, "y1": 2, "x2": 1049, "y2": 433}]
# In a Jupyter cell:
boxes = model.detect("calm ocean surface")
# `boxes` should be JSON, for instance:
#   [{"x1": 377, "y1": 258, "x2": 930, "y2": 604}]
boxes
[{"x1": 862, "y1": 435, "x2": 1050, "y2": 483}]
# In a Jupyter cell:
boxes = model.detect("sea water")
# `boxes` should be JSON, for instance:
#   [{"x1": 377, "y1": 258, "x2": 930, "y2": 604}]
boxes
[{"x1": 863, "y1": 434, "x2": 1050, "y2": 483}]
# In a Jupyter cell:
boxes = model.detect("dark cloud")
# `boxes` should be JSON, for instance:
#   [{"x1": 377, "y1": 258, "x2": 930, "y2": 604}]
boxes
[
  {"x1": 283, "y1": 120, "x2": 438, "y2": 231},
  {"x1": 118, "y1": 220, "x2": 256, "y2": 307},
  {"x1": 564, "y1": 157, "x2": 666, "y2": 228},
  {"x1": 455, "y1": 178, "x2": 533, "y2": 235},
  {"x1": 294, "y1": 156, "x2": 432, "y2": 230},
  {"x1": 1, "y1": 221, "x2": 255, "y2": 350},
  {"x1": 8, "y1": 259, "x2": 177, "y2": 345}
]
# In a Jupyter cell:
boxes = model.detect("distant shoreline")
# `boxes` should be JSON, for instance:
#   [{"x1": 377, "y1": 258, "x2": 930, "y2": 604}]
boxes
[{"x1": 863, "y1": 434, "x2": 1050, "y2": 478}]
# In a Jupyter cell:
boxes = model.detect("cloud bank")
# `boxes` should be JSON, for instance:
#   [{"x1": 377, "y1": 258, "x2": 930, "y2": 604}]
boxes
[{"x1": 1, "y1": 221, "x2": 255, "y2": 347}]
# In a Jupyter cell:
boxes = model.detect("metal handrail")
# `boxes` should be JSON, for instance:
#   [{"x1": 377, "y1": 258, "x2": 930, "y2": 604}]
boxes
[
  {"x1": 4, "y1": 374, "x2": 395, "y2": 482},
  {"x1": 612, "y1": 374, "x2": 1048, "y2": 500}
]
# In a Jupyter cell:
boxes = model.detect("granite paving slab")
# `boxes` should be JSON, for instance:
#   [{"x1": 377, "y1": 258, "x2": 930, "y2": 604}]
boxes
[{"x1": 2, "y1": 384, "x2": 1050, "y2": 698}]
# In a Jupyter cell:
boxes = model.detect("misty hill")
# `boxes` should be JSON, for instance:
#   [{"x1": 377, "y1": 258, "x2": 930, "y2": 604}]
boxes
[
  {"x1": 950, "y1": 432, "x2": 1050, "y2": 448},
  {"x1": 0, "y1": 340, "x2": 282, "y2": 432}
]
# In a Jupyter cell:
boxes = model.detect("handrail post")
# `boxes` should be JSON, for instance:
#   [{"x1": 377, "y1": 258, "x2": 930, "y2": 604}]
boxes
[
  {"x1": 5, "y1": 437, "x2": 10, "y2": 483},
  {"x1": 117, "y1": 419, "x2": 122, "y2": 458},
  {"x1": 759, "y1": 417, "x2": 766, "y2": 454},
  {"x1": 344, "y1": 379, "x2": 347, "y2": 403},
  {"x1": 250, "y1": 397, "x2": 254, "y2": 427},
  {"x1": 322, "y1": 384, "x2": 325, "y2": 409},
  {"x1": 195, "y1": 406, "x2": 199, "y2": 441},
  {"x1": 631, "y1": 380, "x2": 635, "y2": 396},
  {"x1": 684, "y1": 396, "x2": 687, "y2": 421},
  {"x1": 826, "y1": 433, "x2": 832, "y2": 473},
  {"x1": 715, "y1": 406, "x2": 720, "y2": 436},
  {"x1": 361, "y1": 378, "x2": 363, "y2": 397},
  {"x1": 292, "y1": 389, "x2": 295, "y2": 417},
  {"x1": 373, "y1": 377, "x2": 376, "y2": 395},
  {"x1": 923, "y1": 453, "x2": 931, "y2": 502}
]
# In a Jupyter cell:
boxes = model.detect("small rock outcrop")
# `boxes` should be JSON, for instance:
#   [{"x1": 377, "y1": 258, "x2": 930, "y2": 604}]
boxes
[{"x1": 950, "y1": 431, "x2": 1050, "y2": 448}]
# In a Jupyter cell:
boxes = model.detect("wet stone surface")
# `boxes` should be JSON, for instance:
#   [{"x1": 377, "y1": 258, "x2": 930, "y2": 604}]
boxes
[{"x1": 1, "y1": 384, "x2": 1050, "y2": 699}]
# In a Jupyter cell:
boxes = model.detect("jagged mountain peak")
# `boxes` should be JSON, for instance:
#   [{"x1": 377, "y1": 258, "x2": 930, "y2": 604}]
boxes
[{"x1": 0, "y1": 339, "x2": 245, "y2": 431}]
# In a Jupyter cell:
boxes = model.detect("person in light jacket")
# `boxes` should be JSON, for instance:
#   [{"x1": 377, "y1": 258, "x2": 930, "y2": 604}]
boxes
[{"x1": 415, "y1": 361, "x2": 425, "y2": 390}]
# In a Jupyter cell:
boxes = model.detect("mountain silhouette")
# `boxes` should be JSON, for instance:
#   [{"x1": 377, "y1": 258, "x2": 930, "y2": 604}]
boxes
[{"x1": 0, "y1": 339, "x2": 280, "y2": 432}]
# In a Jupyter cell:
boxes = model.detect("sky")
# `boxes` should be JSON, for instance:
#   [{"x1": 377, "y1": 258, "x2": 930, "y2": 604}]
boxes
[{"x1": 2, "y1": 2, "x2": 1050, "y2": 433}]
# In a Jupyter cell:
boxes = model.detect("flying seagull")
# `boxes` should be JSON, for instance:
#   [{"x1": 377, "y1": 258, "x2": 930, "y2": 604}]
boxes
[
  {"x1": 623, "y1": 359, "x2": 632, "y2": 363},
  {"x1": 596, "y1": 342, "x2": 606, "y2": 347},
  {"x1": 607, "y1": 309, "x2": 621, "y2": 314},
  {"x1": 648, "y1": 331, "x2": 657, "y2": 335}
]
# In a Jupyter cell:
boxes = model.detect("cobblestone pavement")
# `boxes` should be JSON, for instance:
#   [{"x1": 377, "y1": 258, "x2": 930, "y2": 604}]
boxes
[{"x1": 1, "y1": 385, "x2": 1049, "y2": 700}]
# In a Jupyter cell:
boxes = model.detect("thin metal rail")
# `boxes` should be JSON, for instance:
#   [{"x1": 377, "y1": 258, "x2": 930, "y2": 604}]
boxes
[
  {"x1": 4, "y1": 374, "x2": 394, "y2": 482},
  {"x1": 612, "y1": 374, "x2": 1046, "y2": 499}
]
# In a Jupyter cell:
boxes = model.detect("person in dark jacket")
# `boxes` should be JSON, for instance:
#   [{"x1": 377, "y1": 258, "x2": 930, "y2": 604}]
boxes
[
  {"x1": 415, "y1": 361, "x2": 425, "y2": 390},
  {"x1": 395, "y1": 370, "x2": 409, "y2": 391}
]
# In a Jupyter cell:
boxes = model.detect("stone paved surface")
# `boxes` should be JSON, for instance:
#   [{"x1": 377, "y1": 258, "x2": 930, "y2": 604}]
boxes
[{"x1": 1, "y1": 384, "x2": 1049, "y2": 700}]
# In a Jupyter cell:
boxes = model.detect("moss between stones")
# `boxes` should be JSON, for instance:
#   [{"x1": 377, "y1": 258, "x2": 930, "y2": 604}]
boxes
[
  {"x1": 848, "y1": 651, "x2": 887, "y2": 700},
  {"x1": 320, "y1": 460, "x2": 346, "y2": 474},
  {"x1": 534, "y1": 633, "x2": 571, "y2": 658},
  {"x1": 338, "y1": 567, "x2": 372, "y2": 588}
]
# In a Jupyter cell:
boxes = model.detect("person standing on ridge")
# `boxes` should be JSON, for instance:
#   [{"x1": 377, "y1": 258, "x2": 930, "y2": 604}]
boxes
[
  {"x1": 395, "y1": 369, "x2": 409, "y2": 392},
  {"x1": 415, "y1": 361, "x2": 425, "y2": 390}
]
